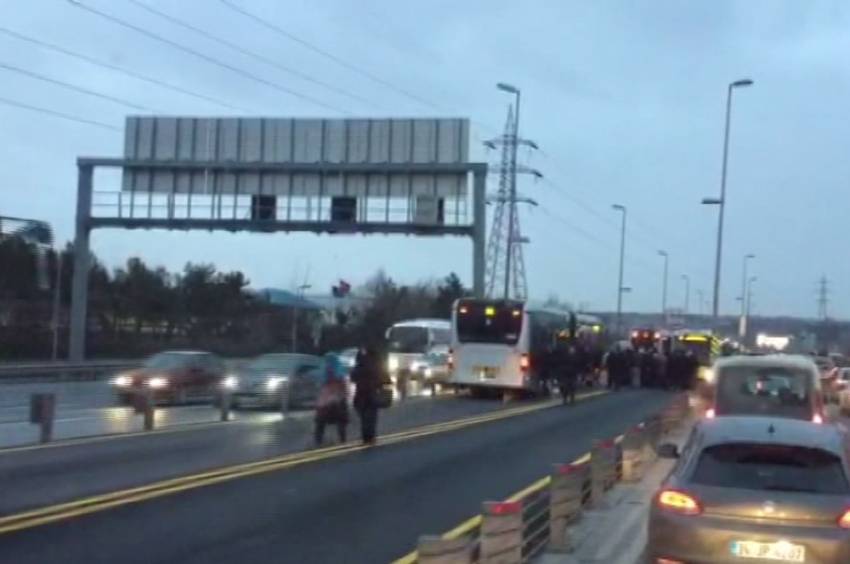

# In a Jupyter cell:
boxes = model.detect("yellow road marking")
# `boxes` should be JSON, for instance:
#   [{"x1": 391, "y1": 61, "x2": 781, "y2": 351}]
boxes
[
  {"x1": 389, "y1": 391, "x2": 611, "y2": 564},
  {"x1": 0, "y1": 392, "x2": 609, "y2": 535}
]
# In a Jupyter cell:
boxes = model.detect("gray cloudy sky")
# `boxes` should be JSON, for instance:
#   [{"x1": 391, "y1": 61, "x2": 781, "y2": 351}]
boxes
[{"x1": 1, "y1": 0, "x2": 848, "y2": 318}]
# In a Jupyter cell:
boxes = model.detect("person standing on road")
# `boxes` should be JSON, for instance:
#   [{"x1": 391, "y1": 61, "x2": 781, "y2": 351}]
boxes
[
  {"x1": 556, "y1": 342, "x2": 580, "y2": 405},
  {"x1": 351, "y1": 345, "x2": 382, "y2": 445},
  {"x1": 314, "y1": 352, "x2": 349, "y2": 446}
]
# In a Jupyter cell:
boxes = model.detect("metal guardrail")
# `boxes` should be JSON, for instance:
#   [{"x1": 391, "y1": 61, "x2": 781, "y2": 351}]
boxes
[
  {"x1": 404, "y1": 392, "x2": 692, "y2": 564},
  {"x1": 0, "y1": 360, "x2": 137, "y2": 382}
]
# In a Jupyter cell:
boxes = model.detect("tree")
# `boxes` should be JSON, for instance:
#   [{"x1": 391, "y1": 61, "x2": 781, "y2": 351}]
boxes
[{"x1": 432, "y1": 272, "x2": 466, "y2": 317}]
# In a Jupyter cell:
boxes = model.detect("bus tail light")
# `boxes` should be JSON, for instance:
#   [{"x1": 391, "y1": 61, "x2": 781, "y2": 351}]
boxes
[
  {"x1": 520, "y1": 354, "x2": 530, "y2": 372},
  {"x1": 447, "y1": 349, "x2": 454, "y2": 371}
]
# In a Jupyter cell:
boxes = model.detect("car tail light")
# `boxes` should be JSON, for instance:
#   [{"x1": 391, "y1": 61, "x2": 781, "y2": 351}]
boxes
[
  {"x1": 838, "y1": 509, "x2": 850, "y2": 528},
  {"x1": 520, "y1": 354, "x2": 530, "y2": 372},
  {"x1": 813, "y1": 413, "x2": 824, "y2": 424},
  {"x1": 657, "y1": 489, "x2": 702, "y2": 516},
  {"x1": 705, "y1": 408, "x2": 715, "y2": 419}
]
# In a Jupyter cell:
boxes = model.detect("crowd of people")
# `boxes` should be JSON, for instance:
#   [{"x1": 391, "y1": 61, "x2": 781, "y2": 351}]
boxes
[{"x1": 541, "y1": 337, "x2": 700, "y2": 404}]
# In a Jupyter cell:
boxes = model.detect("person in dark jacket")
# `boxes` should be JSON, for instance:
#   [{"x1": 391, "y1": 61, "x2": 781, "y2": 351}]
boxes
[
  {"x1": 350, "y1": 345, "x2": 382, "y2": 445},
  {"x1": 555, "y1": 343, "x2": 580, "y2": 405}
]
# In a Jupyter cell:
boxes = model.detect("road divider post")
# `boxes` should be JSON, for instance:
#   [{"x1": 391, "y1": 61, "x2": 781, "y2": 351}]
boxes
[
  {"x1": 220, "y1": 390, "x2": 232, "y2": 422},
  {"x1": 415, "y1": 535, "x2": 474, "y2": 564},
  {"x1": 620, "y1": 423, "x2": 647, "y2": 482},
  {"x1": 589, "y1": 438, "x2": 616, "y2": 505},
  {"x1": 133, "y1": 389, "x2": 155, "y2": 431},
  {"x1": 29, "y1": 393, "x2": 55, "y2": 444},
  {"x1": 548, "y1": 462, "x2": 588, "y2": 552},
  {"x1": 480, "y1": 500, "x2": 523, "y2": 563}
]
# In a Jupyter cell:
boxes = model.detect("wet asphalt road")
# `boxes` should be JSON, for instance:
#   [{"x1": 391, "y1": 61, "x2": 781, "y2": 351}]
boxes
[{"x1": 0, "y1": 389, "x2": 672, "y2": 564}]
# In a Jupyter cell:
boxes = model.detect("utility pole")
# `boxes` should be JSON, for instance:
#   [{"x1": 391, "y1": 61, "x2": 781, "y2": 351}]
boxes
[
  {"x1": 612, "y1": 204, "x2": 627, "y2": 336},
  {"x1": 658, "y1": 250, "x2": 668, "y2": 318},
  {"x1": 817, "y1": 275, "x2": 829, "y2": 320},
  {"x1": 681, "y1": 274, "x2": 690, "y2": 314}
]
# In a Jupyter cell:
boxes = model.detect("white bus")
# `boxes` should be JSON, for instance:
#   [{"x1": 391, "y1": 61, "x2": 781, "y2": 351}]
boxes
[
  {"x1": 385, "y1": 318, "x2": 452, "y2": 378},
  {"x1": 448, "y1": 299, "x2": 574, "y2": 395}
]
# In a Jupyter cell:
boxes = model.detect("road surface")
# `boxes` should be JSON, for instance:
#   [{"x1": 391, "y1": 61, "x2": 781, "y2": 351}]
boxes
[{"x1": 0, "y1": 388, "x2": 671, "y2": 564}]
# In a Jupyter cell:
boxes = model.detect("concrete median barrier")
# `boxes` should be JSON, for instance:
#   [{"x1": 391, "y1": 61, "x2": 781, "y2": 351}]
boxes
[{"x1": 396, "y1": 392, "x2": 693, "y2": 564}]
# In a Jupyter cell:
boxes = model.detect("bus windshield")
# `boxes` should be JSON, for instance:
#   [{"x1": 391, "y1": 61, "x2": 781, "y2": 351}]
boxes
[
  {"x1": 456, "y1": 301, "x2": 523, "y2": 345},
  {"x1": 387, "y1": 326, "x2": 430, "y2": 353}
]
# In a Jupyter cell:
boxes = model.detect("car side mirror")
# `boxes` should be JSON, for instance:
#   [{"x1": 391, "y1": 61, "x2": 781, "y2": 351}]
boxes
[{"x1": 657, "y1": 443, "x2": 680, "y2": 459}]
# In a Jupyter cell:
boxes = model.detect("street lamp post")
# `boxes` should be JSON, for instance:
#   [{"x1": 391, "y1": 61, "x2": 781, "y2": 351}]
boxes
[
  {"x1": 658, "y1": 250, "x2": 668, "y2": 317},
  {"x1": 612, "y1": 204, "x2": 627, "y2": 335},
  {"x1": 746, "y1": 276, "x2": 758, "y2": 318},
  {"x1": 739, "y1": 253, "x2": 755, "y2": 337},
  {"x1": 681, "y1": 274, "x2": 690, "y2": 314},
  {"x1": 497, "y1": 82, "x2": 521, "y2": 299},
  {"x1": 704, "y1": 78, "x2": 753, "y2": 318}
]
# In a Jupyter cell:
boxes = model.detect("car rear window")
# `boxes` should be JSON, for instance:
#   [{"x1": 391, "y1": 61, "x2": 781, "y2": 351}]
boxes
[
  {"x1": 715, "y1": 366, "x2": 814, "y2": 419},
  {"x1": 692, "y1": 443, "x2": 849, "y2": 494}
]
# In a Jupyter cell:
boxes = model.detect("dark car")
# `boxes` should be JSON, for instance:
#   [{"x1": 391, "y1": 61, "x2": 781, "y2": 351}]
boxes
[
  {"x1": 222, "y1": 353, "x2": 325, "y2": 410},
  {"x1": 112, "y1": 351, "x2": 225, "y2": 405},
  {"x1": 649, "y1": 416, "x2": 850, "y2": 564}
]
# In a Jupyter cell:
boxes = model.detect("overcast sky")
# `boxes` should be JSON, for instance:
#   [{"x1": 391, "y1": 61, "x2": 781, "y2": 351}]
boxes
[{"x1": 1, "y1": 0, "x2": 848, "y2": 318}]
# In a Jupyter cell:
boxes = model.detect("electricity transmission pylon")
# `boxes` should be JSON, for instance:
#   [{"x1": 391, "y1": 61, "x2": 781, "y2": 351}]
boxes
[{"x1": 483, "y1": 105, "x2": 541, "y2": 300}]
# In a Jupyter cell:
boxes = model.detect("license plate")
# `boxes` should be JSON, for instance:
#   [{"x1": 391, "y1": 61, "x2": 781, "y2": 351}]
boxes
[
  {"x1": 731, "y1": 540, "x2": 805, "y2": 562},
  {"x1": 475, "y1": 366, "x2": 497, "y2": 379}
]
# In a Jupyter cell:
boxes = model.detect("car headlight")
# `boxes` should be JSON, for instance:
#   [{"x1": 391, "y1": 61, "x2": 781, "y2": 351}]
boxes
[
  {"x1": 222, "y1": 375, "x2": 239, "y2": 390},
  {"x1": 147, "y1": 376, "x2": 168, "y2": 389},
  {"x1": 266, "y1": 376, "x2": 288, "y2": 391},
  {"x1": 702, "y1": 368, "x2": 715, "y2": 384},
  {"x1": 387, "y1": 356, "x2": 399, "y2": 373},
  {"x1": 424, "y1": 367, "x2": 433, "y2": 379},
  {"x1": 113, "y1": 375, "x2": 132, "y2": 387}
]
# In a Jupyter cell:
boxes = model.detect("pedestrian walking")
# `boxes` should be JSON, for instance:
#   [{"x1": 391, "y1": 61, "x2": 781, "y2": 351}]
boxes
[
  {"x1": 314, "y1": 352, "x2": 349, "y2": 446},
  {"x1": 556, "y1": 342, "x2": 580, "y2": 405},
  {"x1": 350, "y1": 345, "x2": 384, "y2": 445}
]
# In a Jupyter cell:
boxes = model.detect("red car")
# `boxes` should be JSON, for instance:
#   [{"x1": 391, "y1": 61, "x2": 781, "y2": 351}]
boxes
[{"x1": 112, "y1": 351, "x2": 226, "y2": 405}]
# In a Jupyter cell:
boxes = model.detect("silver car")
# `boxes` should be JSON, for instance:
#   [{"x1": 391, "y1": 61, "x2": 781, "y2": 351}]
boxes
[
  {"x1": 223, "y1": 353, "x2": 324, "y2": 409},
  {"x1": 649, "y1": 416, "x2": 850, "y2": 564}
]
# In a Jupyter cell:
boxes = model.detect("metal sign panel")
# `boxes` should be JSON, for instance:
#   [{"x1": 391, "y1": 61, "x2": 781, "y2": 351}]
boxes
[{"x1": 122, "y1": 117, "x2": 469, "y2": 198}]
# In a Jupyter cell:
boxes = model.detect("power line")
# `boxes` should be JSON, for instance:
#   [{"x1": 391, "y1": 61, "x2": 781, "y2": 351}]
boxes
[
  {"x1": 216, "y1": 0, "x2": 442, "y2": 112},
  {"x1": 126, "y1": 0, "x2": 374, "y2": 109},
  {"x1": 0, "y1": 60, "x2": 159, "y2": 112},
  {"x1": 0, "y1": 95, "x2": 121, "y2": 131},
  {"x1": 67, "y1": 0, "x2": 349, "y2": 115},
  {"x1": 0, "y1": 26, "x2": 249, "y2": 112}
]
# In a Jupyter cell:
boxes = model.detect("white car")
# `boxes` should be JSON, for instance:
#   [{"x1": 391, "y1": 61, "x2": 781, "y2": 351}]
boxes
[{"x1": 836, "y1": 368, "x2": 850, "y2": 414}]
